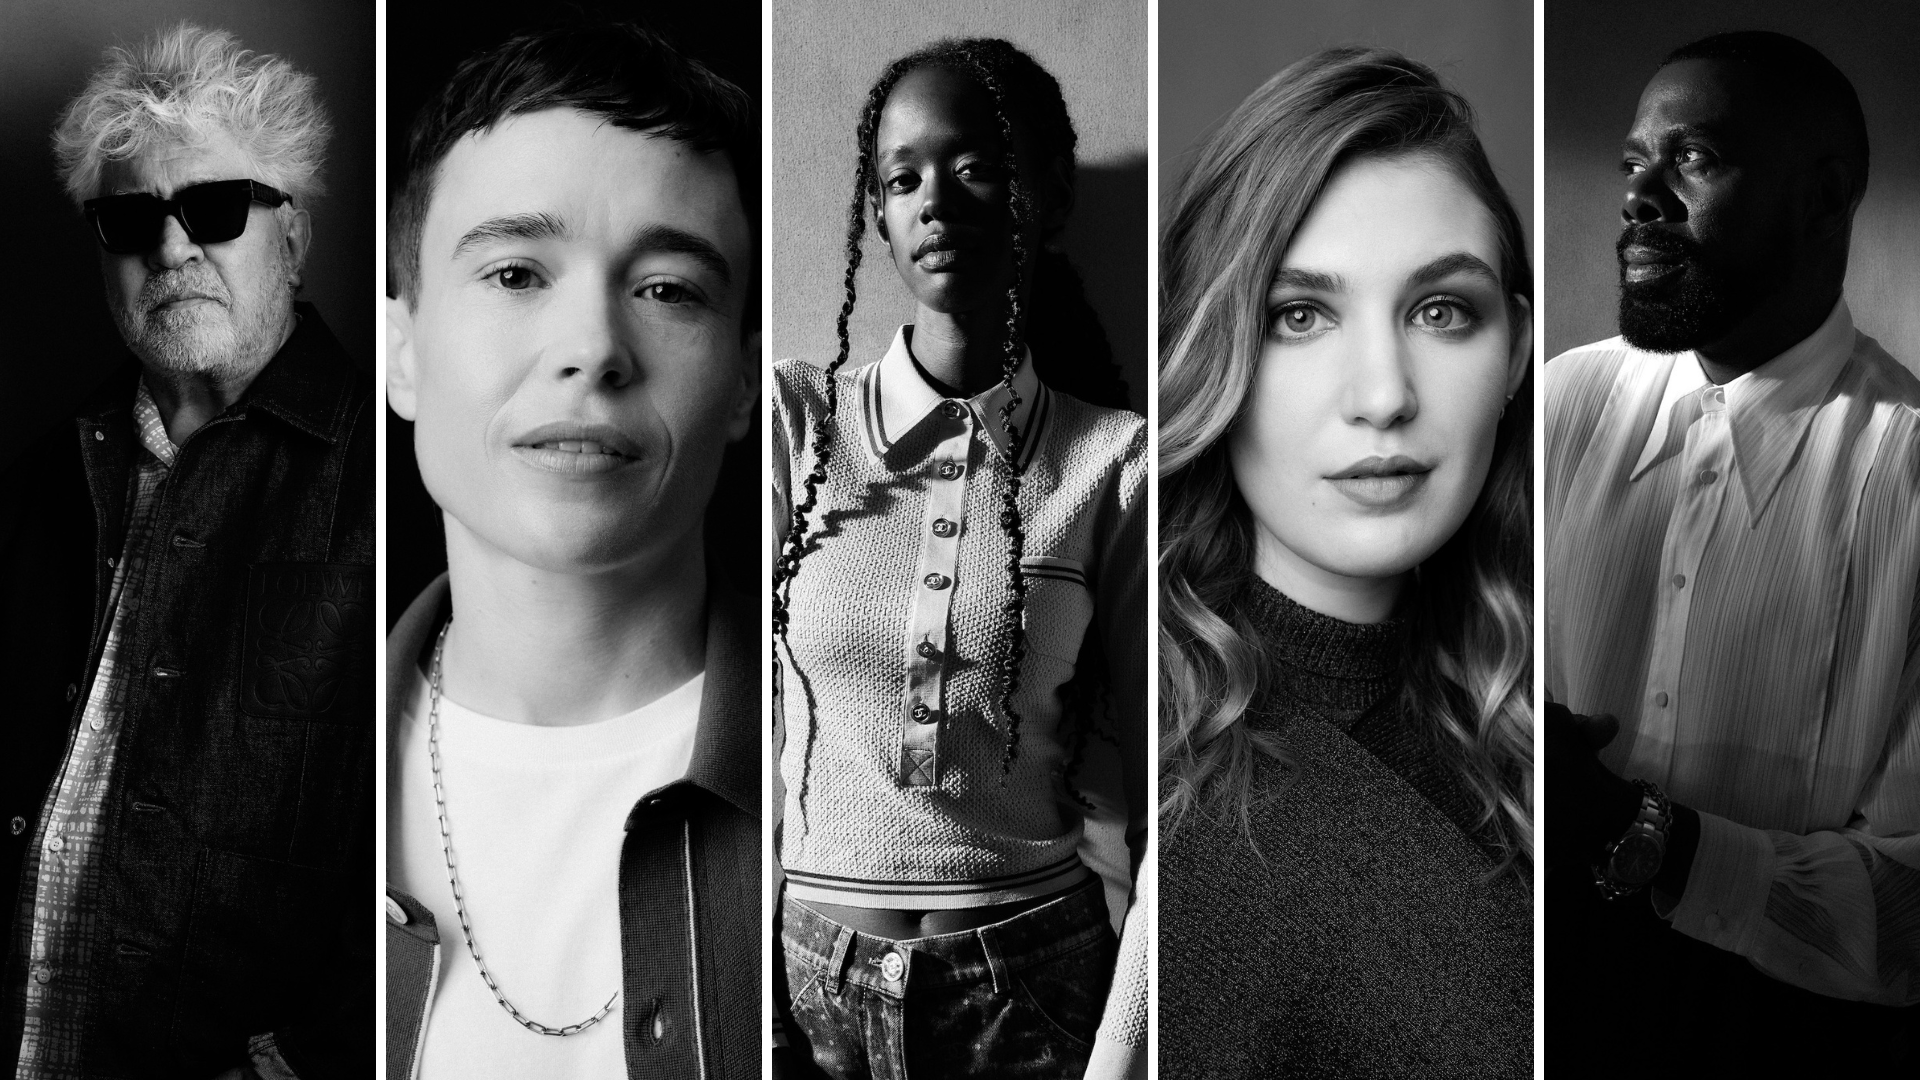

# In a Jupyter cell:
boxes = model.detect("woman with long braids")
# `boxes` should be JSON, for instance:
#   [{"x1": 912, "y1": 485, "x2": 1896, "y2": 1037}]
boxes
[
  {"x1": 771, "y1": 38, "x2": 1147, "y2": 1080},
  {"x1": 1158, "y1": 49, "x2": 1533, "y2": 1077}
]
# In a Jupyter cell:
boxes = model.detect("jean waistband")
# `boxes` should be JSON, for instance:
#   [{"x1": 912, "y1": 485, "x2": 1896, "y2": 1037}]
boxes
[{"x1": 781, "y1": 877, "x2": 1108, "y2": 1000}]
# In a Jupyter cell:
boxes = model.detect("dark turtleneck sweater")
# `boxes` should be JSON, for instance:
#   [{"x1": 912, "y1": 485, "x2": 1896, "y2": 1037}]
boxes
[{"x1": 1160, "y1": 579, "x2": 1531, "y2": 1079}]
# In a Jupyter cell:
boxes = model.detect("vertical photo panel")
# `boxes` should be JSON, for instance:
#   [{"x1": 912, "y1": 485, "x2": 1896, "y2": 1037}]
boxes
[
  {"x1": 1544, "y1": 1, "x2": 1920, "y2": 1074},
  {"x1": 383, "y1": 3, "x2": 761, "y2": 1078},
  {"x1": 1158, "y1": 1, "x2": 1535, "y2": 1076},
  {"x1": 770, "y1": 1, "x2": 1151, "y2": 1077}
]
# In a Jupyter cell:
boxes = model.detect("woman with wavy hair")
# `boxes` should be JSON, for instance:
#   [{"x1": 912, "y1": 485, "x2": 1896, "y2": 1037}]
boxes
[
  {"x1": 1158, "y1": 47, "x2": 1533, "y2": 1077},
  {"x1": 771, "y1": 37, "x2": 1147, "y2": 1080}
]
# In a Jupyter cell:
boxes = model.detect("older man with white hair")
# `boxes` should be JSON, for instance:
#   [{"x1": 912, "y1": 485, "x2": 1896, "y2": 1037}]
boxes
[{"x1": 0, "y1": 23, "x2": 370, "y2": 1080}]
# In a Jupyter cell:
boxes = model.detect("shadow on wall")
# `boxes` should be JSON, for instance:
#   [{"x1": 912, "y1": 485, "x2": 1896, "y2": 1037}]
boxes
[{"x1": 1063, "y1": 155, "x2": 1149, "y2": 413}]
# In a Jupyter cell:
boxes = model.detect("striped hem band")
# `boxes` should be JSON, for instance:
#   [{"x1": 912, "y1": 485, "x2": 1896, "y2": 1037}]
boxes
[{"x1": 783, "y1": 854, "x2": 1091, "y2": 910}]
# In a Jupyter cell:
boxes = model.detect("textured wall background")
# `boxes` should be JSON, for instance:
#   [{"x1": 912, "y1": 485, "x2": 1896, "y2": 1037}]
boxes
[
  {"x1": 0, "y1": 0, "x2": 373, "y2": 468},
  {"x1": 1160, "y1": 0, "x2": 1533, "y2": 250},
  {"x1": 1546, "y1": 0, "x2": 1920, "y2": 369},
  {"x1": 773, "y1": 0, "x2": 1148, "y2": 411}
]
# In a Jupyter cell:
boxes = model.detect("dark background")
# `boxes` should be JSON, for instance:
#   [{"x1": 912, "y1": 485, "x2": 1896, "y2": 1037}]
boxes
[
  {"x1": 1546, "y1": 0, "x2": 1920, "y2": 367},
  {"x1": 384, "y1": 0, "x2": 763, "y2": 624},
  {"x1": 0, "y1": 0, "x2": 374, "y2": 469},
  {"x1": 1159, "y1": 0, "x2": 1534, "y2": 258}
]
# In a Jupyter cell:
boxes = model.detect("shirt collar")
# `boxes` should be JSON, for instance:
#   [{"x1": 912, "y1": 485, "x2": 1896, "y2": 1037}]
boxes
[
  {"x1": 131, "y1": 380, "x2": 179, "y2": 467},
  {"x1": 1628, "y1": 298, "x2": 1857, "y2": 523},
  {"x1": 857, "y1": 325, "x2": 1050, "y2": 468}
]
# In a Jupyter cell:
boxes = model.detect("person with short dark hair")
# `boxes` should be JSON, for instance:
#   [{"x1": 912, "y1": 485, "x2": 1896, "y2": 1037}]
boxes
[
  {"x1": 1546, "y1": 30, "x2": 1919, "y2": 1073},
  {"x1": 0, "y1": 23, "x2": 370, "y2": 1080},
  {"x1": 382, "y1": 21, "x2": 760, "y2": 1080}
]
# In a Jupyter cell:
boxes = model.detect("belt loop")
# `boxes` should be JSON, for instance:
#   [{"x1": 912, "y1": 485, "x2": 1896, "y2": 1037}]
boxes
[
  {"x1": 976, "y1": 924, "x2": 1012, "y2": 996},
  {"x1": 827, "y1": 926, "x2": 856, "y2": 994}
]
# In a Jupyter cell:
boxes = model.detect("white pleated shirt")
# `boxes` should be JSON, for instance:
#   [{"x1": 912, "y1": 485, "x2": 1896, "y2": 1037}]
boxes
[{"x1": 1546, "y1": 299, "x2": 1920, "y2": 1006}]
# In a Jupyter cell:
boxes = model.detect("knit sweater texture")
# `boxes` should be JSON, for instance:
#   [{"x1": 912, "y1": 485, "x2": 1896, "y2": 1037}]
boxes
[
  {"x1": 772, "y1": 335, "x2": 1149, "y2": 1048},
  {"x1": 1160, "y1": 579, "x2": 1531, "y2": 1078}
]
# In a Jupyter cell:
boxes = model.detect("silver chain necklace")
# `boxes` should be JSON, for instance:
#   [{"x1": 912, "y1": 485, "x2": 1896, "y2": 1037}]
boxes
[{"x1": 428, "y1": 620, "x2": 620, "y2": 1037}]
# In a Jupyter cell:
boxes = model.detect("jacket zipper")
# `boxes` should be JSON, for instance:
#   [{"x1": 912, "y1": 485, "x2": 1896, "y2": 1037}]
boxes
[{"x1": 684, "y1": 819, "x2": 709, "y2": 1080}]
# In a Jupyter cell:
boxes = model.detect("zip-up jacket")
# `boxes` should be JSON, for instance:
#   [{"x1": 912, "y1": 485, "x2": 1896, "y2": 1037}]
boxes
[{"x1": 384, "y1": 574, "x2": 760, "y2": 1080}]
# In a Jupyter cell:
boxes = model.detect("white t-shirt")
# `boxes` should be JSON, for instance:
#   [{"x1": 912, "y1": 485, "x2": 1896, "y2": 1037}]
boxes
[{"x1": 388, "y1": 666, "x2": 704, "y2": 1079}]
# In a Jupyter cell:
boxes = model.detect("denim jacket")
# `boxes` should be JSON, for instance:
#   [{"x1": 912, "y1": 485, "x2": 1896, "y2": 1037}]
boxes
[
  {"x1": 0, "y1": 304, "x2": 373, "y2": 1078},
  {"x1": 385, "y1": 575, "x2": 760, "y2": 1080}
]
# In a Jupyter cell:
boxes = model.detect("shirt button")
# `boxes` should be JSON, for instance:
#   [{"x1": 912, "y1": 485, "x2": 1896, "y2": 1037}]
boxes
[
  {"x1": 937, "y1": 461, "x2": 962, "y2": 480},
  {"x1": 89, "y1": 717, "x2": 103, "y2": 732},
  {"x1": 1698, "y1": 469, "x2": 1717, "y2": 484},
  {"x1": 940, "y1": 400, "x2": 966, "y2": 420},
  {"x1": 1654, "y1": 691, "x2": 1670, "y2": 708},
  {"x1": 8, "y1": 816, "x2": 25, "y2": 836},
  {"x1": 31, "y1": 964, "x2": 51, "y2": 986},
  {"x1": 880, "y1": 951, "x2": 905, "y2": 982},
  {"x1": 909, "y1": 702, "x2": 934, "y2": 723},
  {"x1": 916, "y1": 641, "x2": 940, "y2": 660},
  {"x1": 107, "y1": 557, "x2": 117, "y2": 569},
  {"x1": 931, "y1": 518, "x2": 956, "y2": 538},
  {"x1": 385, "y1": 897, "x2": 409, "y2": 925},
  {"x1": 93, "y1": 431, "x2": 105, "y2": 443},
  {"x1": 65, "y1": 684, "x2": 77, "y2": 702},
  {"x1": 923, "y1": 573, "x2": 950, "y2": 590},
  {"x1": 1672, "y1": 574, "x2": 1687, "y2": 589},
  {"x1": 45, "y1": 834, "x2": 64, "y2": 853}
]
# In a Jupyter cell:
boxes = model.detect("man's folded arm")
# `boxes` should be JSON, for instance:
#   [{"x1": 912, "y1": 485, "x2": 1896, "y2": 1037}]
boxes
[{"x1": 1657, "y1": 688, "x2": 1920, "y2": 1006}]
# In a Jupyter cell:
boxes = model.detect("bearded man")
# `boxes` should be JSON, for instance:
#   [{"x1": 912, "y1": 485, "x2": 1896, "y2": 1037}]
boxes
[
  {"x1": 0, "y1": 24, "x2": 371, "y2": 1080},
  {"x1": 1544, "y1": 31, "x2": 1919, "y2": 1074}
]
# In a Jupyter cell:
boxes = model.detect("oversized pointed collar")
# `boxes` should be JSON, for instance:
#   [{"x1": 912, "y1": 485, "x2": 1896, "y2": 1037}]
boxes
[
  {"x1": 856, "y1": 325, "x2": 1051, "y2": 470},
  {"x1": 1628, "y1": 298, "x2": 1857, "y2": 525}
]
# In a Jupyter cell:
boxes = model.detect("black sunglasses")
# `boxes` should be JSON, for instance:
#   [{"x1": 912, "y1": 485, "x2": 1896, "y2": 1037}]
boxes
[{"x1": 83, "y1": 178, "x2": 292, "y2": 255}]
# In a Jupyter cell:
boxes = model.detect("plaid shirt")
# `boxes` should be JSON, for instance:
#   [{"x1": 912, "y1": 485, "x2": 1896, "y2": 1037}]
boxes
[{"x1": 14, "y1": 385, "x2": 174, "y2": 1080}]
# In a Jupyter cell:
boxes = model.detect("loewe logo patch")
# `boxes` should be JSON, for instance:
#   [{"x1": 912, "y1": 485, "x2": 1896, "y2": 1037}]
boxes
[{"x1": 241, "y1": 562, "x2": 371, "y2": 720}]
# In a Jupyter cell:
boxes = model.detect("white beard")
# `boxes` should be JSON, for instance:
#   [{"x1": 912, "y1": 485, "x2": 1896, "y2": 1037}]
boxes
[{"x1": 109, "y1": 255, "x2": 294, "y2": 381}]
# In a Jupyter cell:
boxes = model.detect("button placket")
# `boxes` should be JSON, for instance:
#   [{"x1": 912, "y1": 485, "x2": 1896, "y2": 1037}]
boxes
[
  {"x1": 899, "y1": 415, "x2": 973, "y2": 788},
  {"x1": 1633, "y1": 388, "x2": 1732, "y2": 780}
]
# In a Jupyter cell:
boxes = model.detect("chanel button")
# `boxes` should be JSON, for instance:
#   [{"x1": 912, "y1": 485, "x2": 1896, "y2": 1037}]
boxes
[
  {"x1": 923, "y1": 573, "x2": 950, "y2": 590},
  {"x1": 940, "y1": 400, "x2": 966, "y2": 420},
  {"x1": 1672, "y1": 574, "x2": 1686, "y2": 589},
  {"x1": 9, "y1": 816, "x2": 25, "y2": 836},
  {"x1": 916, "y1": 641, "x2": 940, "y2": 660},
  {"x1": 937, "y1": 461, "x2": 962, "y2": 480},
  {"x1": 880, "y1": 951, "x2": 905, "y2": 982},
  {"x1": 45, "y1": 835, "x2": 63, "y2": 853},
  {"x1": 931, "y1": 518, "x2": 956, "y2": 538},
  {"x1": 31, "y1": 963, "x2": 50, "y2": 986},
  {"x1": 93, "y1": 431, "x2": 105, "y2": 443},
  {"x1": 65, "y1": 684, "x2": 77, "y2": 702},
  {"x1": 1698, "y1": 469, "x2": 1717, "y2": 484},
  {"x1": 909, "y1": 702, "x2": 933, "y2": 723},
  {"x1": 385, "y1": 897, "x2": 409, "y2": 925},
  {"x1": 1654, "y1": 691, "x2": 1670, "y2": 708}
]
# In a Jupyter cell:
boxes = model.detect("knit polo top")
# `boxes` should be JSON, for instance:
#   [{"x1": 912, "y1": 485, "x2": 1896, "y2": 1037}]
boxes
[
  {"x1": 773, "y1": 328, "x2": 1148, "y2": 913},
  {"x1": 1159, "y1": 578, "x2": 1532, "y2": 1078}
]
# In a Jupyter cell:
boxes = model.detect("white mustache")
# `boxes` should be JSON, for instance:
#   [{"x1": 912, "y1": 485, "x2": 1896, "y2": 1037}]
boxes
[{"x1": 138, "y1": 270, "x2": 231, "y2": 313}]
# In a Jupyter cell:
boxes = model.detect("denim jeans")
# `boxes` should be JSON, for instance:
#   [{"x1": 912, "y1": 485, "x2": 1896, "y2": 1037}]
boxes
[{"x1": 781, "y1": 878, "x2": 1116, "y2": 1080}]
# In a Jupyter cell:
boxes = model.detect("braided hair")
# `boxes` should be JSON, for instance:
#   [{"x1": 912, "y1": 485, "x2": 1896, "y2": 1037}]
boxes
[{"x1": 774, "y1": 39, "x2": 1122, "y2": 796}]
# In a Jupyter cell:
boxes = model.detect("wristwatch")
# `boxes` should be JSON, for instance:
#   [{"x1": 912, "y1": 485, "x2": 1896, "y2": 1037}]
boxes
[{"x1": 1592, "y1": 778, "x2": 1672, "y2": 901}]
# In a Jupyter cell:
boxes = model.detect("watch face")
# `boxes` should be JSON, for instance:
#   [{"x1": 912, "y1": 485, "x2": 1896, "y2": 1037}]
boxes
[{"x1": 1612, "y1": 833, "x2": 1664, "y2": 886}]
